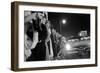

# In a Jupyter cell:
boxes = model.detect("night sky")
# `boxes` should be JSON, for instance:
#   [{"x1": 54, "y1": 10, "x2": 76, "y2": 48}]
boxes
[{"x1": 48, "y1": 12, "x2": 90, "y2": 38}]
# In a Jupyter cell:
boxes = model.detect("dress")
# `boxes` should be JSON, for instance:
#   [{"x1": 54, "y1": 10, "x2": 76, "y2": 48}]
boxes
[{"x1": 26, "y1": 23, "x2": 48, "y2": 61}]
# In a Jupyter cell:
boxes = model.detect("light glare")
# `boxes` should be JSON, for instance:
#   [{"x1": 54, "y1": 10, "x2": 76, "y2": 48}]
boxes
[
  {"x1": 65, "y1": 44, "x2": 71, "y2": 50},
  {"x1": 62, "y1": 19, "x2": 66, "y2": 24}
]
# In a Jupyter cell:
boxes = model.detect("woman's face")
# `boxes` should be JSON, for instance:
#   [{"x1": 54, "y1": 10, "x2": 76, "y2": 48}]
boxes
[
  {"x1": 41, "y1": 18, "x2": 47, "y2": 25},
  {"x1": 24, "y1": 11, "x2": 31, "y2": 17},
  {"x1": 37, "y1": 13, "x2": 44, "y2": 19}
]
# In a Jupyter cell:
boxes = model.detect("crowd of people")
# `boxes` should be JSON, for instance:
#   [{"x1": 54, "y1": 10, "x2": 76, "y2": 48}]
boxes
[{"x1": 24, "y1": 11, "x2": 66, "y2": 61}]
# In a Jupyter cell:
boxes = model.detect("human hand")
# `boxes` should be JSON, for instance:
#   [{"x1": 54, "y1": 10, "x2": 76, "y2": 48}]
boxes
[{"x1": 24, "y1": 49, "x2": 31, "y2": 59}]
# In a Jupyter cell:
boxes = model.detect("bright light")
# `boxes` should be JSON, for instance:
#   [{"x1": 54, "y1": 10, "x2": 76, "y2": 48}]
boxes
[
  {"x1": 65, "y1": 44, "x2": 71, "y2": 50},
  {"x1": 62, "y1": 19, "x2": 66, "y2": 24}
]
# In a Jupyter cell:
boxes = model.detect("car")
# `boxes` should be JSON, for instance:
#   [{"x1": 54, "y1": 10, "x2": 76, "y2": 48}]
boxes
[{"x1": 56, "y1": 36, "x2": 90, "y2": 60}]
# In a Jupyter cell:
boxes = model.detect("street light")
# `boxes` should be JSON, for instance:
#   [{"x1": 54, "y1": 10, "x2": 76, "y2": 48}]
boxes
[
  {"x1": 60, "y1": 19, "x2": 67, "y2": 34},
  {"x1": 62, "y1": 19, "x2": 66, "y2": 24}
]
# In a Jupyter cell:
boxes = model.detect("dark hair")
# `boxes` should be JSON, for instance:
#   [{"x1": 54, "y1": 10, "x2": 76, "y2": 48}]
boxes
[{"x1": 32, "y1": 19, "x2": 39, "y2": 31}]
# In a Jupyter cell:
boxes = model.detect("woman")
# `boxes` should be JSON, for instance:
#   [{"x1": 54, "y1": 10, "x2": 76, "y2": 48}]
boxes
[
  {"x1": 26, "y1": 12, "x2": 49, "y2": 61},
  {"x1": 45, "y1": 21, "x2": 54, "y2": 60},
  {"x1": 24, "y1": 11, "x2": 37, "y2": 61},
  {"x1": 56, "y1": 36, "x2": 67, "y2": 60}
]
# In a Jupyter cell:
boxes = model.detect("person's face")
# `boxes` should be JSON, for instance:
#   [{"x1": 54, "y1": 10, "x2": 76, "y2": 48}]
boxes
[
  {"x1": 38, "y1": 13, "x2": 44, "y2": 19},
  {"x1": 24, "y1": 11, "x2": 31, "y2": 17},
  {"x1": 61, "y1": 37, "x2": 67, "y2": 43},
  {"x1": 41, "y1": 18, "x2": 47, "y2": 25}
]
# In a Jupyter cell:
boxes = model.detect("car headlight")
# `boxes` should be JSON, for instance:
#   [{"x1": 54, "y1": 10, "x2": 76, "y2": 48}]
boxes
[{"x1": 65, "y1": 43, "x2": 71, "y2": 51}]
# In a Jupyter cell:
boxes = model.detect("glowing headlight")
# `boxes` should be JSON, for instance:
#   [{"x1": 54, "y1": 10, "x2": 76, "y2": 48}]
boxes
[{"x1": 65, "y1": 44, "x2": 71, "y2": 50}]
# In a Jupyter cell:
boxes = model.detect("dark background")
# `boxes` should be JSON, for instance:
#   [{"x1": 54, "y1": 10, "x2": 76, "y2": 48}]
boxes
[{"x1": 48, "y1": 12, "x2": 90, "y2": 38}]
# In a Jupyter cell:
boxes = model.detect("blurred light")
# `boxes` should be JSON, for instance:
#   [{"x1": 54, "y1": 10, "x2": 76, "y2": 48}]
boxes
[
  {"x1": 65, "y1": 43, "x2": 71, "y2": 50},
  {"x1": 62, "y1": 19, "x2": 66, "y2": 24}
]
